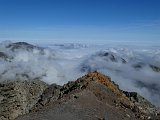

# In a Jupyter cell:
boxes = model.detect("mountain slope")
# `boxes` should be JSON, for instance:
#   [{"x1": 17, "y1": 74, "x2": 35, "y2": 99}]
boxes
[{"x1": 16, "y1": 72, "x2": 160, "y2": 120}]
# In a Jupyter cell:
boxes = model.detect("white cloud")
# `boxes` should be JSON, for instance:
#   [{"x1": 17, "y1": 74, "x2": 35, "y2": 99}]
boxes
[{"x1": 0, "y1": 41, "x2": 160, "y2": 107}]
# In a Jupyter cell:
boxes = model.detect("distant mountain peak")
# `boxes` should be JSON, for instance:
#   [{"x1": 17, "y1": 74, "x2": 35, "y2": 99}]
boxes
[{"x1": 6, "y1": 42, "x2": 43, "y2": 52}]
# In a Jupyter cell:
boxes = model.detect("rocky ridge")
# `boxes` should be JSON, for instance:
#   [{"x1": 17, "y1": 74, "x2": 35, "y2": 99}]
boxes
[
  {"x1": 0, "y1": 72, "x2": 160, "y2": 120},
  {"x1": 6, "y1": 42, "x2": 42, "y2": 52},
  {"x1": 19, "y1": 72, "x2": 160, "y2": 120}
]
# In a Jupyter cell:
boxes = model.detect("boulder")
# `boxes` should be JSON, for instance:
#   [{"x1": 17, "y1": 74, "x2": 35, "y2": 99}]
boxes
[{"x1": 0, "y1": 80, "x2": 48, "y2": 120}]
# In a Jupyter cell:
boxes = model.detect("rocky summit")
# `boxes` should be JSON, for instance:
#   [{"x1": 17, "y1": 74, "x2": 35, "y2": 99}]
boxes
[{"x1": 0, "y1": 72, "x2": 160, "y2": 120}]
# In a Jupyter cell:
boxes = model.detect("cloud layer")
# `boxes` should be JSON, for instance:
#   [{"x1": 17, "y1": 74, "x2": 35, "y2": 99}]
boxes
[{"x1": 0, "y1": 41, "x2": 160, "y2": 107}]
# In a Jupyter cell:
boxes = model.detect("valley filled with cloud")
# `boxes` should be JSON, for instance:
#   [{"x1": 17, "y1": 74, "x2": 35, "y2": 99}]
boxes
[{"x1": 0, "y1": 41, "x2": 160, "y2": 107}]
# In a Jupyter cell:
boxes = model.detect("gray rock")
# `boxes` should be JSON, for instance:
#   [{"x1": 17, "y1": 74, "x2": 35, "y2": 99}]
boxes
[
  {"x1": 6, "y1": 42, "x2": 45, "y2": 55},
  {"x1": 1, "y1": 72, "x2": 160, "y2": 120},
  {"x1": 0, "y1": 52, "x2": 12, "y2": 61},
  {"x1": 0, "y1": 80, "x2": 48, "y2": 120},
  {"x1": 123, "y1": 90, "x2": 159, "y2": 119},
  {"x1": 149, "y1": 64, "x2": 160, "y2": 72},
  {"x1": 32, "y1": 84, "x2": 62, "y2": 111}
]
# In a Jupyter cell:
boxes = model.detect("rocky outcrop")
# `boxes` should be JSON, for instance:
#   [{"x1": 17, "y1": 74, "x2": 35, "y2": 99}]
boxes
[
  {"x1": 133, "y1": 63, "x2": 160, "y2": 72},
  {"x1": 6, "y1": 42, "x2": 45, "y2": 55},
  {"x1": 0, "y1": 52, "x2": 12, "y2": 61},
  {"x1": 150, "y1": 64, "x2": 160, "y2": 72},
  {"x1": 32, "y1": 72, "x2": 123, "y2": 111},
  {"x1": 97, "y1": 51, "x2": 127, "y2": 63},
  {"x1": 80, "y1": 51, "x2": 160, "y2": 73},
  {"x1": 0, "y1": 72, "x2": 159, "y2": 120},
  {"x1": 0, "y1": 80, "x2": 48, "y2": 120},
  {"x1": 17, "y1": 72, "x2": 160, "y2": 120},
  {"x1": 0, "y1": 52, "x2": 8, "y2": 60},
  {"x1": 6, "y1": 42, "x2": 41, "y2": 52},
  {"x1": 122, "y1": 91, "x2": 159, "y2": 119},
  {"x1": 80, "y1": 51, "x2": 127, "y2": 72}
]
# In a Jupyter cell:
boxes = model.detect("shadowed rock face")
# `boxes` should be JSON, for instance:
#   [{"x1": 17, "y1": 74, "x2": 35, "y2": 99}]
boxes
[
  {"x1": 132, "y1": 63, "x2": 160, "y2": 72},
  {"x1": 0, "y1": 80, "x2": 48, "y2": 120},
  {"x1": 0, "y1": 52, "x2": 12, "y2": 61},
  {"x1": 80, "y1": 52, "x2": 127, "y2": 73},
  {"x1": 0, "y1": 52, "x2": 8, "y2": 59},
  {"x1": 14, "y1": 72, "x2": 160, "y2": 120},
  {"x1": 6, "y1": 42, "x2": 43, "y2": 53},
  {"x1": 98, "y1": 52, "x2": 127, "y2": 63},
  {"x1": 81, "y1": 51, "x2": 160, "y2": 74},
  {"x1": 149, "y1": 64, "x2": 160, "y2": 72},
  {"x1": 7, "y1": 42, "x2": 35, "y2": 51}
]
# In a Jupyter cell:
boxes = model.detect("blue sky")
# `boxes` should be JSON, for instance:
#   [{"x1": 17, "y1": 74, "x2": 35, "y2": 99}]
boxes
[{"x1": 0, "y1": 0, "x2": 160, "y2": 44}]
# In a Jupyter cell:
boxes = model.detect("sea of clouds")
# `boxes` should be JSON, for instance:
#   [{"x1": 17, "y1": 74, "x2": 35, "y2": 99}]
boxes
[{"x1": 0, "y1": 40, "x2": 160, "y2": 107}]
